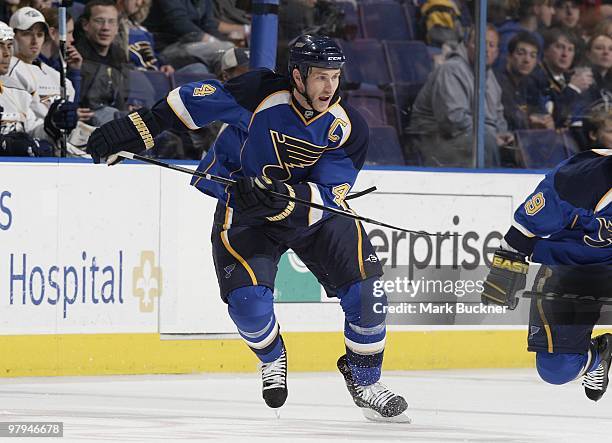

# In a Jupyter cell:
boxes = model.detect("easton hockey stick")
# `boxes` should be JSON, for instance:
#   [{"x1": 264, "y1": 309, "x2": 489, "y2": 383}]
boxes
[{"x1": 111, "y1": 151, "x2": 448, "y2": 236}]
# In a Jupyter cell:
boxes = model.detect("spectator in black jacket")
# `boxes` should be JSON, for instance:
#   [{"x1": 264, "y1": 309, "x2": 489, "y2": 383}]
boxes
[
  {"x1": 76, "y1": 0, "x2": 129, "y2": 125},
  {"x1": 495, "y1": 31, "x2": 553, "y2": 130},
  {"x1": 143, "y1": 0, "x2": 247, "y2": 71},
  {"x1": 531, "y1": 27, "x2": 593, "y2": 128}
]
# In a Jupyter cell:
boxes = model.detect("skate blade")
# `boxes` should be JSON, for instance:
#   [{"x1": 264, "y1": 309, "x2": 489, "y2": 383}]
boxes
[{"x1": 362, "y1": 408, "x2": 412, "y2": 424}]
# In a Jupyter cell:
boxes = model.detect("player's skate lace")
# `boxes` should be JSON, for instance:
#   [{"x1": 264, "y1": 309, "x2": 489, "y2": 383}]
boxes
[
  {"x1": 583, "y1": 365, "x2": 605, "y2": 391},
  {"x1": 355, "y1": 382, "x2": 397, "y2": 410},
  {"x1": 259, "y1": 345, "x2": 288, "y2": 408},
  {"x1": 583, "y1": 333, "x2": 612, "y2": 402},
  {"x1": 261, "y1": 349, "x2": 287, "y2": 391}
]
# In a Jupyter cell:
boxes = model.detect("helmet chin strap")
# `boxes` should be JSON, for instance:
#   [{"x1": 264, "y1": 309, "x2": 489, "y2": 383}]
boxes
[{"x1": 296, "y1": 71, "x2": 315, "y2": 110}]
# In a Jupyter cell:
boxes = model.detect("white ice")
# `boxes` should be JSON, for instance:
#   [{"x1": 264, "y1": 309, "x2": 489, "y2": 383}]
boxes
[{"x1": 1, "y1": 368, "x2": 611, "y2": 443}]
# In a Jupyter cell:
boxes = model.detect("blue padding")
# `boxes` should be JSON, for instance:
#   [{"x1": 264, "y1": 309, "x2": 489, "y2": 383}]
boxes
[
  {"x1": 227, "y1": 286, "x2": 282, "y2": 362},
  {"x1": 536, "y1": 352, "x2": 587, "y2": 385},
  {"x1": 338, "y1": 278, "x2": 387, "y2": 327}
]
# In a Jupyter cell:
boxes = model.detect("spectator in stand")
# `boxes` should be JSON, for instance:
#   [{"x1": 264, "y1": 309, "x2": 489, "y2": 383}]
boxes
[
  {"x1": 115, "y1": 0, "x2": 174, "y2": 75},
  {"x1": 1, "y1": 0, "x2": 19, "y2": 23},
  {"x1": 552, "y1": 0, "x2": 585, "y2": 60},
  {"x1": 7, "y1": 7, "x2": 78, "y2": 145},
  {"x1": 495, "y1": 0, "x2": 554, "y2": 70},
  {"x1": 17, "y1": 0, "x2": 51, "y2": 9},
  {"x1": 0, "y1": 20, "x2": 70, "y2": 156},
  {"x1": 76, "y1": 0, "x2": 129, "y2": 125},
  {"x1": 569, "y1": 31, "x2": 612, "y2": 145},
  {"x1": 496, "y1": 31, "x2": 554, "y2": 130},
  {"x1": 40, "y1": 7, "x2": 93, "y2": 122},
  {"x1": 532, "y1": 27, "x2": 593, "y2": 128},
  {"x1": 407, "y1": 25, "x2": 511, "y2": 167},
  {"x1": 143, "y1": 0, "x2": 245, "y2": 71}
]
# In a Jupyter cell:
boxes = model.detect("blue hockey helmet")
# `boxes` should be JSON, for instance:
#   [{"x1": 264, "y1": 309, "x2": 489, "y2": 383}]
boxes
[{"x1": 288, "y1": 34, "x2": 346, "y2": 80}]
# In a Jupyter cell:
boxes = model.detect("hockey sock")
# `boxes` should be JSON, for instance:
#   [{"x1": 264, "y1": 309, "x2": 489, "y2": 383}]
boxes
[{"x1": 339, "y1": 278, "x2": 387, "y2": 386}]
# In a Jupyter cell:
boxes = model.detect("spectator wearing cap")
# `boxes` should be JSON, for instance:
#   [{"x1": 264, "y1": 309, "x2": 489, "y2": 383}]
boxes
[
  {"x1": 76, "y1": 0, "x2": 129, "y2": 125},
  {"x1": 7, "y1": 6, "x2": 78, "y2": 141},
  {"x1": 495, "y1": 31, "x2": 554, "y2": 130},
  {"x1": 0, "y1": 20, "x2": 72, "y2": 156}
]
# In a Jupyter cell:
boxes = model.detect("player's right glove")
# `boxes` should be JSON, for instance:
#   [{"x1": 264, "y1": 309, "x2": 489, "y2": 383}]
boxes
[
  {"x1": 87, "y1": 108, "x2": 160, "y2": 164},
  {"x1": 481, "y1": 249, "x2": 529, "y2": 310},
  {"x1": 232, "y1": 176, "x2": 296, "y2": 222}
]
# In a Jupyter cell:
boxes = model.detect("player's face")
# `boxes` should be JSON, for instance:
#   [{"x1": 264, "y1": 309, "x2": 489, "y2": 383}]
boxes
[
  {"x1": 304, "y1": 67, "x2": 341, "y2": 112},
  {"x1": 0, "y1": 40, "x2": 13, "y2": 75},
  {"x1": 596, "y1": 120, "x2": 612, "y2": 148},
  {"x1": 14, "y1": 24, "x2": 46, "y2": 63}
]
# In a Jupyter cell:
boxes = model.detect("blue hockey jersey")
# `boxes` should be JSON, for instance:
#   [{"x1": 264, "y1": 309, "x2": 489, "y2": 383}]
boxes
[
  {"x1": 504, "y1": 149, "x2": 612, "y2": 265},
  {"x1": 153, "y1": 69, "x2": 369, "y2": 228}
]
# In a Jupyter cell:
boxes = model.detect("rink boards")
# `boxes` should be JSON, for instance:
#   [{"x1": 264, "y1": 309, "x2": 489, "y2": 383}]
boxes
[{"x1": 0, "y1": 160, "x2": 552, "y2": 376}]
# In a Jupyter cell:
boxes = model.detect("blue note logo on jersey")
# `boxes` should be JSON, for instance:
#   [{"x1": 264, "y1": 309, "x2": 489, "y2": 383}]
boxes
[
  {"x1": 193, "y1": 84, "x2": 216, "y2": 97},
  {"x1": 263, "y1": 130, "x2": 327, "y2": 181},
  {"x1": 584, "y1": 217, "x2": 612, "y2": 248}
]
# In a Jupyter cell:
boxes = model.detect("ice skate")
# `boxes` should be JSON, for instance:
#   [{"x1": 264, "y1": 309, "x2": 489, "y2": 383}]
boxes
[
  {"x1": 337, "y1": 355, "x2": 410, "y2": 423},
  {"x1": 583, "y1": 333, "x2": 612, "y2": 401},
  {"x1": 260, "y1": 339, "x2": 288, "y2": 408}
]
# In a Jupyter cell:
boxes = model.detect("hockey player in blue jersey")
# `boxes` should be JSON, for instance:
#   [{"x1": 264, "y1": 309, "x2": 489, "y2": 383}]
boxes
[
  {"x1": 480, "y1": 111, "x2": 611, "y2": 401},
  {"x1": 86, "y1": 34, "x2": 409, "y2": 422}
]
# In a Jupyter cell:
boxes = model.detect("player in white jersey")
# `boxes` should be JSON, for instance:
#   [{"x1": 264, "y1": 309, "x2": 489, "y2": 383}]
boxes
[
  {"x1": 0, "y1": 21, "x2": 74, "y2": 156},
  {"x1": 8, "y1": 7, "x2": 76, "y2": 118}
]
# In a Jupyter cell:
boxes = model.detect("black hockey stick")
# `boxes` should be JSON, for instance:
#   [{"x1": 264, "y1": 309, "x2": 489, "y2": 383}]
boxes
[
  {"x1": 522, "y1": 291, "x2": 612, "y2": 305},
  {"x1": 111, "y1": 151, "x2": 446, "y2": 236}
]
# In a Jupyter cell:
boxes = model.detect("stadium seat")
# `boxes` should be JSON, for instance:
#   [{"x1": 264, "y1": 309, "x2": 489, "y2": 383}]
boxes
[
  {"x1": 173, "y1": 71, "x2": 218, "y2": 88},
  {"x1": 366, "y1": 126, "x2": 405, "y2": 165},
  {"x1": 515, "y1": 129, "x2": 575, "y2": 168},
  {"x1": 344, "y1": 86, "x2": 387, "y2": 126},
  {"x1": 359, "y1": 2, "x2": 414, "y2": 41},
  {"x1": 387, "y1": 82, "x2": 424, "y2": 134},
  {"x1": 338, "y1": 39, "x2": 391, "y2": 87},
  {"x1": 383, "y1": 40, "x2": 432, "y2": 84},
  {"x1": 127, "y1": 70, "x2": 172, "y2": 109},
  {"x1": 335, "y1": 1, "x2": 363, "y2": 39}
]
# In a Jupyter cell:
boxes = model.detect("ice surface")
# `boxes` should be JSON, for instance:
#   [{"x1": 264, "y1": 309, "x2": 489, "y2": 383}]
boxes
[{"x1": 1, "y1": 368, "x2": 611, "y2": 442}]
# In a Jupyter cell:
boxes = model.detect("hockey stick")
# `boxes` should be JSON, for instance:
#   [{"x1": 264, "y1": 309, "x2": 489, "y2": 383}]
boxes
[
  {"x1": 57, "y1": 2, "x2": 68, "y2": 157},
  {"x1": 111, "y1": 151, "x2": 446, "y2": 236},
  {"x1": 522, "y1": 291, "x2": 612, "y2": 305}
]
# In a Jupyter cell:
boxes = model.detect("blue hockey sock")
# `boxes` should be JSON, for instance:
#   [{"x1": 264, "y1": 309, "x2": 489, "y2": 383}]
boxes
[
  {"x1": 227, "y1": 286, "x2": 283, "y2": 363},
  {"x1": 339, "y1": 278, "x2": 387, "y2": 386}
]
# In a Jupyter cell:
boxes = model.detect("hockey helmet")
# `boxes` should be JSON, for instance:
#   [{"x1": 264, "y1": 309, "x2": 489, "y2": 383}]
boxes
[{"x1": 288, "y1": 34, "x2": 345, "y2": 80}]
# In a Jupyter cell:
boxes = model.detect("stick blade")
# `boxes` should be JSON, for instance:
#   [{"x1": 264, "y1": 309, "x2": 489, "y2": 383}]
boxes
[{"x1": 106, "y1": 151, "x2": 135, "y2": 166}]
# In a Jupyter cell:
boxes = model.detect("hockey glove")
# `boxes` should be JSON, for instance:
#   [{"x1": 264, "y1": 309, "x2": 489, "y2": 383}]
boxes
[
  {"x1": 44, "y1": 99, "x2": 78, "y2": 140},
  {"x1": 87, "y1": 108, "x2": 160, "y2": 164},
  {"x1": 233, "y1": 176, "x2": 296, "y2": 222},
  {"x1": 481, "y1": 249, "x2": 528, "y2": 310},
  {"x1": 0, "y1": 132, "x2": 54, "y2": 157}
]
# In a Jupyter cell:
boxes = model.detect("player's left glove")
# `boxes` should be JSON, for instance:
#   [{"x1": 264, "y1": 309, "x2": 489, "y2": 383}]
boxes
[
  {"x1": 87, "y1": 108, "x2": 160, "y2": 164},
  {"x1": 233, "y1": 176, "x2": 296, "y2": 222},
  {"x1": 481, "y1": 249, "x2": 529, "y2": 310}
]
